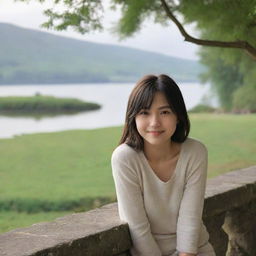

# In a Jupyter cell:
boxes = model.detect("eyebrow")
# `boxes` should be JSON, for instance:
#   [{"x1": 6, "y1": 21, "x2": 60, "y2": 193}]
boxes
[{"x1": 141, "y1": 105, "x2": 171, "y2": 110}]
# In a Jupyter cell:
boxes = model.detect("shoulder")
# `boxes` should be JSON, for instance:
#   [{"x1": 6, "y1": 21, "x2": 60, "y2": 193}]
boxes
[
  {"x1": 182, "y1": 138, "x2": 208, "y2": 178},
  {"x1": 111, "y1": 144, "x2": 141, "y2": 179},
  {"x1": 111, "y1": 143, "x2": 139, "y2": 165},
  {"x1": 183, "y1": 137, "x2": 208, "y2": 158}
]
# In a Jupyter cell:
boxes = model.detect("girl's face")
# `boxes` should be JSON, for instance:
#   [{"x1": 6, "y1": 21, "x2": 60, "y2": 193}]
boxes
[{"x1": 135, "y1": 91, "x2": 178, "y2": 147}]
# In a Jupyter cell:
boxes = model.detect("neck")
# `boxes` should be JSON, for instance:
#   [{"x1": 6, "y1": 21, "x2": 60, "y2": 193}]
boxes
[{"x1": 143, "y1": 140, "x2": 175, "y2": 162}]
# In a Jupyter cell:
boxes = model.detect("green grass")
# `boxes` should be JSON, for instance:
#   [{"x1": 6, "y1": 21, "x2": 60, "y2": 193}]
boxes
[
  {"x1": 190, "y1": 114, "x2": 256, "y2": 176},
  {"x1": 0, "y1": 95, "x2": 101, "y2": 115},
  {"x1": 0, "y1": 127, "x2": 121, "y2": 203},
  {"x1": 0, "y1": 211, "x2": 71, "y2": 233},
  {"x1": 0, "y1": 113, "x2": 255, "y2": 233}
]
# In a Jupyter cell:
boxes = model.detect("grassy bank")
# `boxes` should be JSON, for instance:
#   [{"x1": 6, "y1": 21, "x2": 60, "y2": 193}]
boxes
[
  {"x1": 190, "y1": 114, "x2": 256, "y2": 176},
  {"x1": 0, "y1": 95, "x2": 101, "y2": 115},
  {"x1": 0, "y1": 113, "x2": 255, "y2": 233},
  {"x1": 0, "y1": 211, "x2": 71, "y2": 233}
]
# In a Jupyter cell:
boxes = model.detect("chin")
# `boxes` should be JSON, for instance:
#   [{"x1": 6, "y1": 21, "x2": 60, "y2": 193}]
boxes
[{"x1": 144, "y1": 138, "x2": 171, "y2": 146}]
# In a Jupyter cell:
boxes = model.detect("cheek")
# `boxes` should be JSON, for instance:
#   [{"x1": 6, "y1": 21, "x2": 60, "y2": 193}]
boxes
[
  {"x1": 171, "y1": 115, "x2": 178, "y2": 125},
  {"x1": 135, "y1": 118, "x2": 140, "y2": 130},
  {"x1": 166, "y1": 116, "x2": 178, "y2": 130},
  {"x1": 135, "y1": 118, "x2": 144, "y2": 134}
]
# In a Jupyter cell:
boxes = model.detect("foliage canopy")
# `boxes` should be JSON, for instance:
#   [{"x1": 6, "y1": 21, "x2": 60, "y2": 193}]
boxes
[{"x1": 17, "y1": 0, "x2": 256, "y2": 58}]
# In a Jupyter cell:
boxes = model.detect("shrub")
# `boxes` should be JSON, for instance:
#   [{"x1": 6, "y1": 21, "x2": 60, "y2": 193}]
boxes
[
  {"x1": 232, "y1": 84, "x2": 256, "y2": 113},
  {"x1": 189, "y1": 104, "x2": 216, "y2": 113},
  {"x1": 0, "y1": 95, "x2": 101, "y2": 114}
]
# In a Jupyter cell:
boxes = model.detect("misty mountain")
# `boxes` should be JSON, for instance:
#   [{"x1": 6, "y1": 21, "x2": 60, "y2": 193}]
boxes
[{"x1": 0, "y1": 23, "x2": 204, "y2": 84}]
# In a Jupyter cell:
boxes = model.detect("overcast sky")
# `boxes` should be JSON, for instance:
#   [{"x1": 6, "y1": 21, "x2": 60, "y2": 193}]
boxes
[{"x1": 0, "y1": 0, "x2": 200, "y2": 60}]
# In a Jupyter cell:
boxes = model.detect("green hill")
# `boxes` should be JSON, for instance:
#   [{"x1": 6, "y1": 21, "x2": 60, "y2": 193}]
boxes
[{"x1": 0, "y1": 23, "x2": 204, "y2": 84}]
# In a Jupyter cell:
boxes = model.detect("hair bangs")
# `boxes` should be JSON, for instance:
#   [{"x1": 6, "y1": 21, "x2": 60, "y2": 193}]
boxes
[{"x1": 129, "y1": 84, "x2": 156, "y2": 119}]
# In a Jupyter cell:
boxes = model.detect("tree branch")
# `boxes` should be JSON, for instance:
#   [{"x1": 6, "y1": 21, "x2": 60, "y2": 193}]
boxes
[{"x1": 160, "y1": 0, "x2": 256, "y2": 60}]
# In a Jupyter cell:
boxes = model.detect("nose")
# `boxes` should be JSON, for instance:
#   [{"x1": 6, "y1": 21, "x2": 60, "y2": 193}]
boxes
[{"x1": 149, "y1": 114, "x2": 161, "y2": 127}]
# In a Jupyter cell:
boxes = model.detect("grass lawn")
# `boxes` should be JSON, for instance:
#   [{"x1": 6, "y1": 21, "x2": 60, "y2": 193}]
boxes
[
  {"x1": 190, "y1": 114, "x2": 256, "y2": 176},
  {"x1": 0, "y1": 211, "x2": 71, "y2": 233},
  {"x1": 0, "y1": 113, "x2": 255, "y2": 233}
]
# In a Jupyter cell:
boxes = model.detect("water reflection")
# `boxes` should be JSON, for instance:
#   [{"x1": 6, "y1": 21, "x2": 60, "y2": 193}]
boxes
[
  {"x1": 0, "y1": 83, "x2": 213, "y2": 138},
  {"x1": 0, "y1": 108, "x2": 101, "y2": 121}
]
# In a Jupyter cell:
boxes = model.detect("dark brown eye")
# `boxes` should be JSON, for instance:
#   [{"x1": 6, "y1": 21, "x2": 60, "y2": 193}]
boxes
[
  {"x1": 160, "y1": 110, "x2": 171, "y2": 115},
  {"x1": 139, "y1": 111, "x2": 149, "y2": 115}
]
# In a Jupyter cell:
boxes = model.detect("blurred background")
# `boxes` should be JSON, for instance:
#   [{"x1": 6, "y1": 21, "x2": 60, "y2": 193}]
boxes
[{"x1": 0, "y1": 0, "x2": 255, "y2": 233}]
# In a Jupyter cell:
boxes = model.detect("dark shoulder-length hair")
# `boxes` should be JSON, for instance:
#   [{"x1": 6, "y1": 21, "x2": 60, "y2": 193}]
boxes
[{"x1": 119, "y1": 74, "x2": 190, "y2": 150}]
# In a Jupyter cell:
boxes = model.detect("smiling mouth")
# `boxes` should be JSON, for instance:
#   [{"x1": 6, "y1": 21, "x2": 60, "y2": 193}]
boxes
[{"x1": 147, "y1": 131, "x2": 164, "y2": 135}]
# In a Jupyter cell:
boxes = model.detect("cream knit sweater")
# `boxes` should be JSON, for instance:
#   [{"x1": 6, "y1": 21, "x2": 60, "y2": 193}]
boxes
[{"x1": 111, "y1": 138, "x2": 214, "y2": 256}]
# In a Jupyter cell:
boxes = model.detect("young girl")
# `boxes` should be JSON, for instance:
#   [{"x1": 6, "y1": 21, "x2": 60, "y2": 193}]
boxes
[{"x1": 111, "y1": 74, "x2": 216, "y2": 256}]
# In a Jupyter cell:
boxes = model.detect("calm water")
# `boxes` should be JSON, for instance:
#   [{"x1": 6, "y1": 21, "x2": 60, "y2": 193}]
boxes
[{"x1": 0, "y1": 82, "x2": 212, "y2": 138}]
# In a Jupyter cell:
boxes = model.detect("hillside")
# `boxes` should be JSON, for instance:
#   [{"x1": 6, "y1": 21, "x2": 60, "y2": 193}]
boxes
[{"x1": 0, "y1": 23, "x2": 204, "y2": 84}]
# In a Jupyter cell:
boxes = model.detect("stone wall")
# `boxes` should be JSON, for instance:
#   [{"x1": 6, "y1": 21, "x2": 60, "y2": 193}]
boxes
[
  {"x1": 0, "y1": 165, "x2": 255, "y2": 256},
  {"x1": 203, "y1": 165, "x2": 256, "y2": 256}
]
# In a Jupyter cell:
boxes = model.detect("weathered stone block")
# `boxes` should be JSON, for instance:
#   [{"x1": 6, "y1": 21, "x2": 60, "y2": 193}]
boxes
[
  {"x1": 204, "y1": 166, "x2": 256, "y2": 217},
  {"x1": 203, "y1": 212, "x2": 228, "y2": 256},
  {"x1": 223, "y1": 200, "x2": 256, "y2": 256},
  {"x1": 0, "y1": 203, "x2": 132, "y2": 256}
]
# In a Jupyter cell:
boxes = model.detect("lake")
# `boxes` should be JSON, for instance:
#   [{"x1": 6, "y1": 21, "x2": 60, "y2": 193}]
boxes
[{"x1": 0, "y1": 82, "x2": 213, "y2": 138}]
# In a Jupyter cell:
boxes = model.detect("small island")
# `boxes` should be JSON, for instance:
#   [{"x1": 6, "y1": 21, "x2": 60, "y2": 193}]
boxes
[{"x1": 0, "y1": 95, "x2": 101, "y2": 116}]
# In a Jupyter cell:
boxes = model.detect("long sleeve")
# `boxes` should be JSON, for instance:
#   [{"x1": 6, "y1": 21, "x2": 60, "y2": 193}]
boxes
[
  {"x1": 176, "y1": 143, "x2": 208, "y2": 254},
  {"x1": 111, "y1": 149, "x2": 162, "y2": 256}
]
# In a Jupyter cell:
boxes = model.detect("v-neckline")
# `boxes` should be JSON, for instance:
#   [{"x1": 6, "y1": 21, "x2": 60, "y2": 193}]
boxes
[{"x1": 140, "y1": 141, "x2": 185, "y2": 184}]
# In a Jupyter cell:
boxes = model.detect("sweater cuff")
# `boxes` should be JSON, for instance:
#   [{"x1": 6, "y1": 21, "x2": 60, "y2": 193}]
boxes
[
  {"x1": 130, "y1": 232, "x2": 162, "y2": 256},
  {"x1": 176, "y1": 229, "x2": 199, "y2": 254}
]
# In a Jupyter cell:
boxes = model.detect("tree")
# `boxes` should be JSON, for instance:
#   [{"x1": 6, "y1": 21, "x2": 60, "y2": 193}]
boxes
[
  {"x1": 199, "y1": 48, "x2": 243, "y2": 110},
  {"x1": 199, "y1": 46, "x2": 256, "y2": 112},
  {"x1": 179, "y1": 0, "x2": 256, "y2": 111},
  {"x1": 17, "y1": 0, "x2": 256, "y2": 59}
]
